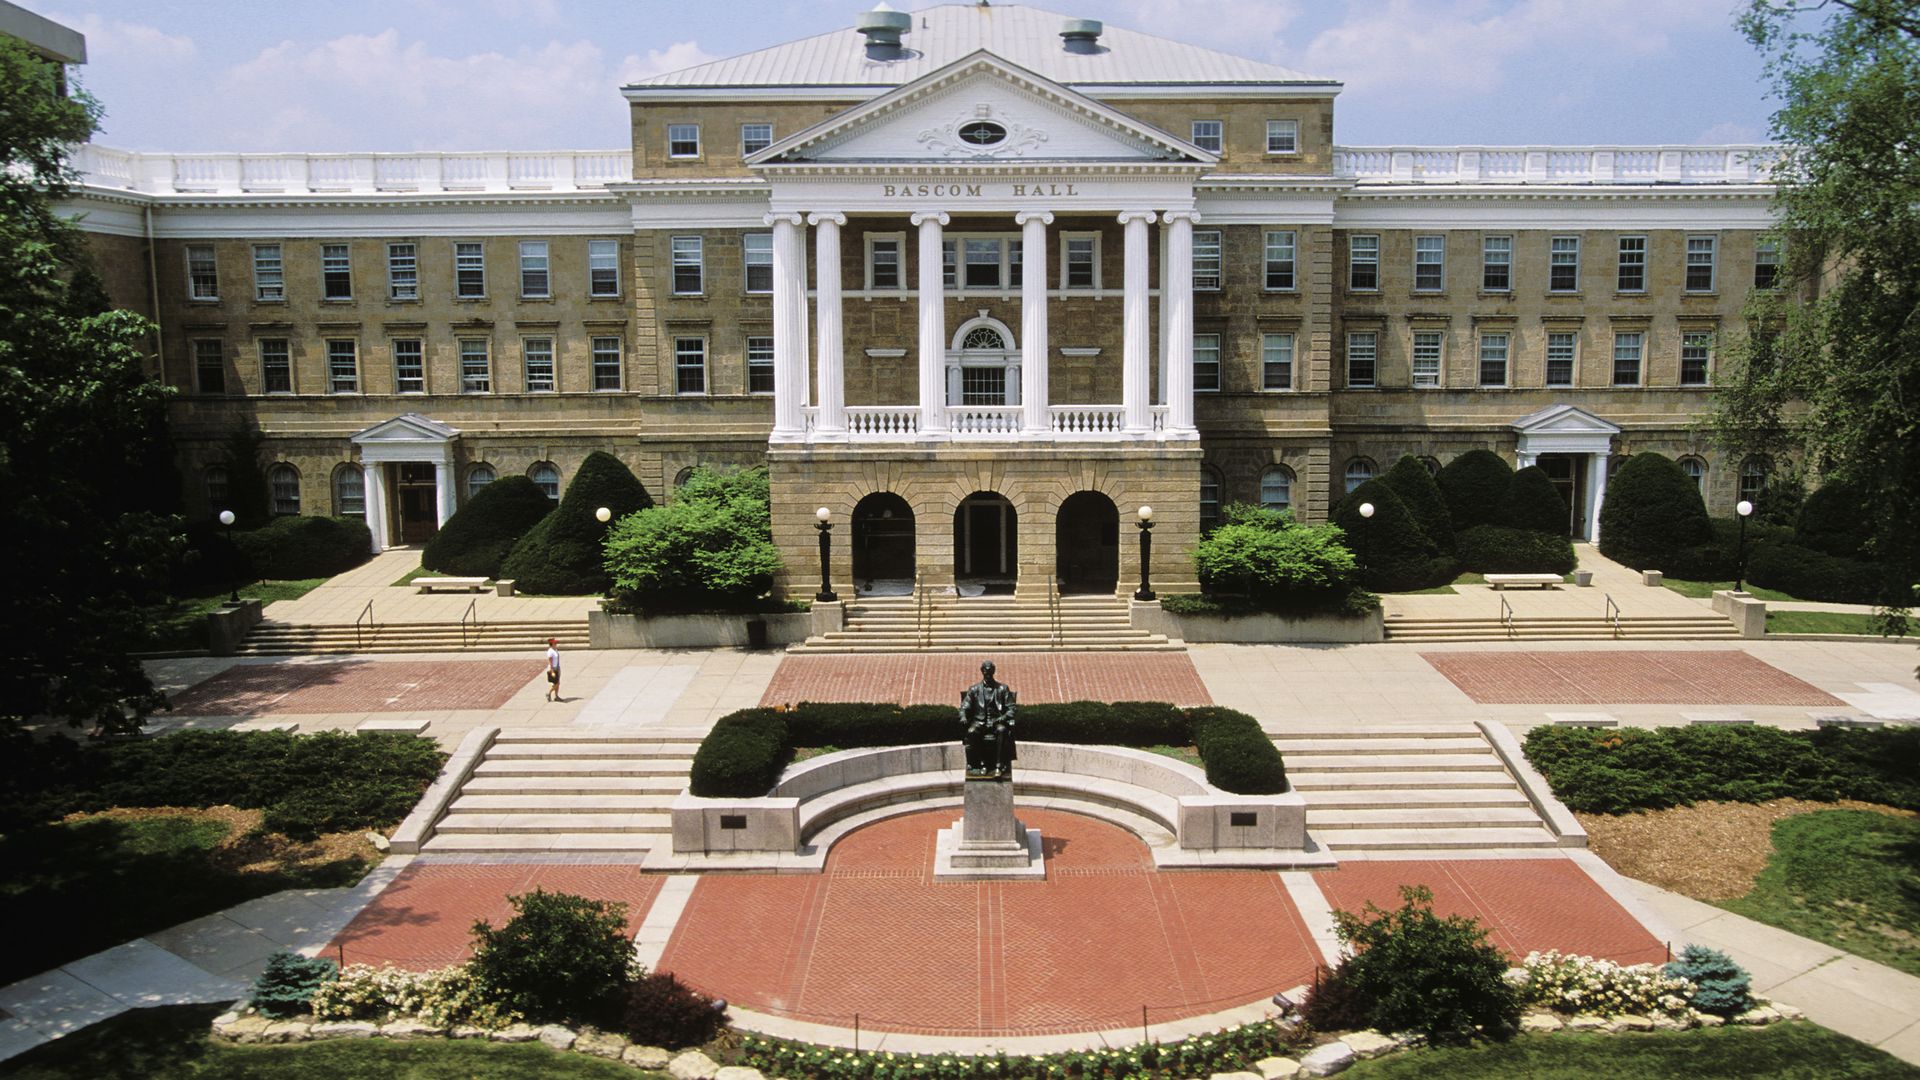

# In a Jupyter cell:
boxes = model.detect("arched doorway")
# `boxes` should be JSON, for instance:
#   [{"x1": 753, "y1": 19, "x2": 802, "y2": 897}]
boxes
[
  {"x1": 851, "y1": 492, "x2": 915, "y2": 595},
  {"x1": 954, "y1": 492, "x2": 1017, "y2": 594},
  {"x1": 1055, "y1": 491, "x2": 1119, "y2": 594}
]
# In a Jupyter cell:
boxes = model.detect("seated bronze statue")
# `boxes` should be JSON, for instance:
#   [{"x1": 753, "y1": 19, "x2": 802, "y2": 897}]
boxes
[{"x1": 959, "y1": 660, "x2": 1017, "y2": 779}]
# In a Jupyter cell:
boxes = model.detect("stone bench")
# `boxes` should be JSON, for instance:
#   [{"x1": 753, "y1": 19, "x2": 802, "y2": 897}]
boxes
[
  {"x1": 415, "y1": 576, "x2": 489, "y2": 593},
  {"x1": 1485, "y1": 573, "x2": 1564, "y2": 590}
]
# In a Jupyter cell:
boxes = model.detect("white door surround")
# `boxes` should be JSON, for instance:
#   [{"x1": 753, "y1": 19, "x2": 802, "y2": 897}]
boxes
[
  {"x1": 1511, "y1": 404, "x2": 1619, "y2": 542},
  {"x1": 349, "y1": 412, "x2": 460, "y2": 553}
]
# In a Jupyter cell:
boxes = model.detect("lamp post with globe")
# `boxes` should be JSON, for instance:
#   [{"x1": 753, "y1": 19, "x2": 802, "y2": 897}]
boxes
[
  {"x1": 1734, "y1": 499, "x2": 1754, "y2": 593},
  {"x1": 218, "y1": 510, "x2": 239, "y2": 603},
  {"x1": 1134, "y1": 506, "x2": 1156, "y2": 602},
  {"x1": 814, "y1": 507, "x2": 838, "y2": 603}
]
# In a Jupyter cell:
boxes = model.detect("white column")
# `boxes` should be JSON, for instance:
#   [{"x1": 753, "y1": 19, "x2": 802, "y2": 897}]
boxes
[
  {"x1": 1017, "y1": 210, "x2": 1052, "y2": 435},
  {"x1": 913, "y1": 210, "x2": 950, "y2": 435},
  {"x1": 767, "y1": 212, "x2": 805, "y2": 441},
  {"x1": 364, "y1": 462, "x2": 387, "y2": 554},
  {"x1": 808, "y1": 212, "x2": 847, "y2": 436},
  {"x1": 1118, "y1": 210, "x2": 1157, "y2": 434},
  {"x1": 797, "y1": 232, "x2": 811, "y2": 408},
  {"x1": 1157, "y1": 222, "x2": 1169, "y2": 406},
  {"x1": 433, "y1": 459, "x2": 455, "y2": 526},
  {"x1": 1164, "y1": 210, "x2": 1198, "y2": 436},
  {"x1": 1587, "y1": 452, "x2": 1609, "y2": 542}
]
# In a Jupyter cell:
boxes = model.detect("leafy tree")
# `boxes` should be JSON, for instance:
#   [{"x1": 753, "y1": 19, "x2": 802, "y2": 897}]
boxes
[
  {"x1": 0, "y1": 38, "x2": 179, "y2": 734},
  {"x1": 1435, "y1": 449, "x2": 1514, "y2": 531},
  {"x1": 603, "y1": 465, "x2": 782, "y2": 610},
  {"x1": 469, "y1": 889, "x2": 634, "y2": 1026},
  {"x1": 1381, "y1": 454, "x2": 1454, "y2": 551},
  {"x1": 499, "y1": 450, "x2": 652, "y2": 594},
  {"x1": 1716, "y1": 0, "x2": 1920, "y2": 646},
  {"x1": 1191, "y1": 510, "x2": 1360, "y2": 611}
]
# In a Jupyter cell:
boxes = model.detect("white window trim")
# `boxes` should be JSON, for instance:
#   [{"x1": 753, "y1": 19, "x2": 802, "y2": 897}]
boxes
[
  {"x1": 454, "y1": 240, "x2": 488, "y2": 299},
  {"x1": 1413, "y1": 235, "x2": 1446, "y2": 293},
  {"x1": 1265, "y1": 119, "x2": 1299, "y2": 155},
  {"x1": 1263, "y1": 228, "x2": 1298, "y2": 293},
  {"x1": 1548, "y1": 235, "x2": 1581, "y2": 294},
  {"x1": 746, "y1": 335, "x2": 775, "y2": 396},
  {"x1": 1191, "y1": 119, "x2": 1224, "y2": 153},
  {"x1": 1680, "y1": 330, "x2": 1714, "y2": 387},
  {"x1": 588, "y1": 239, "x2": 621, "y2": 298},
  {"x1": 674, "y1": 335, "x2": 709, "y2": 396},
  {"x1": 1410, "y1": 329, "x2": 1444, "y2": 389},
  {"x1": 1192, "y1": 229, "x2": 1223, "y2": 292},
  {"x1": 320, "y1": 243, "x2": 353, "y2": 301},
  {"x1": 1348, "y1": 234, "x2": 1380, "y2": 292},
  {"x1": 1059, "y1": 232, "x2": 1102, "y2": 291},
  {"x1": 185, "y1": 245, "x2": 219, "y2": 302},
  {"x1": 386, "y1": 242, "x2": 419, "y2": 302},
  {"x1": 944, "y1": 231, "x2": 1022, "y2": 295},
  {"x1": 1192, "y1": 332, "x2": 1222, "y2": 393},
  {"x1": 865, "y1": 232, "x2": 906, "y2": 291},
  {"x1": 1685, "y1": 234, "x2": 1719, "y2": 293},
  {"x1": 192, "y1": 338, "x2": 225, "y2": 394},
  {"x1": 1545, "y1": 331, "x2": 1579, "y2": 388},
  {"x1": 669, "y1": 235, "x2": 704, "y2": 297},
  {"x1": 1481, "y1": 234, "x2": 1513, "y2": 293},
  {"x1": 590, "y1": 335, "x2": 624, "y2": 392},
  {"x1": 259, "y1": 338, "x2": 293, "y2": 396},
  {"x1": 1260, "y1": 332, "x2": 1296, "y2": 392},
  {"x1": 1617, "y1": 235, "x2": 1649, "y2": 294},
  {"x1": 518, "y1": 240, "x2": 551, "y2": 300},
  {"x1": 521, "y1": 335, "x2": 557, "y2": 394},
  {"x1": 326, "y1": 338, "x2": 359, "y2": 395},
  {"x1": 391, "y1": 336, "x2": 426, "y2": 396},
  {"x1": 458, "y1": 338, "x2": 492, "y2": 395},
  {"x1": 251, "y1": 244, "x2": 283, "y2": 303},
  {"x1": 1478, "y1": 332, "x2": 1510, "y2": 389},
  {"x1": 1346, "y1": 330, "x2": 1378, "y2": 389},
  {"x1": 740, "y1": 122, "x2": 773, "y2": 157},
  {"x1": 666, "y1": 123, "x2": 701, "y2": 160},
  {"x1": 743, "y1": 232, "x2": 774, "y2": 294},
  {"x1": 1612, "y1": 331, "x2": 1646, "y2": 387}
]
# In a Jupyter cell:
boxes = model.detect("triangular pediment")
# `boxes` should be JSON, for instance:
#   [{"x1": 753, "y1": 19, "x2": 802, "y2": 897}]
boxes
[
  {"x1": 1512, "y1": 404, "x2": 1620, "y2": 436},
  {"x1": 351, "y1": 412, "x2": 459, "y2": 445},
  {"x1": 749, "y1": 51, "x2": 1213, "y2": 167}
]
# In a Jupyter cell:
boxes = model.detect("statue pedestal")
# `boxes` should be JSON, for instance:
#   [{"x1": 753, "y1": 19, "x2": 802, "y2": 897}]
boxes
[{"x1": 933, "y1": 777, "x2": 1044, "y2": 880}]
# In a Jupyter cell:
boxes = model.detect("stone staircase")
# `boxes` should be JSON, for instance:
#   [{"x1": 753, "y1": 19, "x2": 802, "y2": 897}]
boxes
[
  {"x1": 1275, "y1": 726, "x2": 1561, "y2": 852},
  {"x1": 418, "y1": 729, "x2": 699, "y2": 855},
  {"x1": 1384, "y1": 613, "x2": 1739, "y2": 642},
  {"x1": 237, "y1": 619, "x2": 591, "y2": 655},
  {"x1": 793, "y1": 593, "x2": 1180, "y2": 652}
]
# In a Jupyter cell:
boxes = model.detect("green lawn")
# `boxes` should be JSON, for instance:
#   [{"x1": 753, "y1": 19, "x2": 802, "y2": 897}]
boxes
[
  {"x1": 1388, "y1": 572, "x2": 1488, "y2": 596},
  {"x1": 1719, "y1": 809, "x2": 1920, "y2": 977},
  {"x1": 139, "y1": 579, "x2": 327, "y2": 651},
  {"x1": 391, "y1": 564, "x2": 431, "y2": 587},
  {"x1": 1662, "y1": 578, "x2": 1801, "y2": 602},
  {"x1": 1767, "y1": 610, "x2": 1904, "y2": 636},
  {"x1": 1345, "y1": 1024, "x2": 1920, "y2": 1079},
  {"x1": 0, "y1": 1005, "x2": 647, "y2": 1079}
]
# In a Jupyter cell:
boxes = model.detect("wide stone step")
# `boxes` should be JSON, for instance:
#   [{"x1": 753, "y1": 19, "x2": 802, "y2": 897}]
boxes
[
  {"x1": 461, "y1": 775, "x2": 686, "y2": 796},
  {"x1": 1307, "y1": 806, "x2": 1546, "y2": 829},
  {"x1": 432, "y1": 812, "x2": 671, "y2": 834},
  {"x1": 483, "y1": 743, "x2": 698, "y2": 760},
  {"x1": 1284, "y1": 753, "x2": 1507, "y2": 772},
  {"x1": 1297, "y1": 787, "x2": 1528, "y2": 809},
  {"x1": 1274, "y1": 736, "x2": 1490, "y2": 754},
  {"x1": 1285, "y1": 770, "x2": 1519, "y2": 789},
  {"x1": 447, "y1": 794, "x2": 676, "y2": 814},
  {"x1": 420, "y1": 833, "x2": 659, "y2": 854},
  {"x1": 490, "y1": 732, "x2": 702, "y2": 750},
  {"x1": 471, "y1": 758, "x2": 693, "y2": 777},
  {"x1": 1320, "y1": 827, "x2": 1559, "y2": 851},
  {"x1": 792, "y1": 641, "x2": 1185, "y2": 653}
]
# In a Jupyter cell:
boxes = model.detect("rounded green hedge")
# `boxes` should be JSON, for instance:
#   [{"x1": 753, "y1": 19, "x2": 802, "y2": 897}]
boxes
[
  {"x1": 233, "y1": 515, "x2": 372, "y2": 580},
  {"x1": 1747, "y1": 540, "x2": 1894, "y2": 604},
  {"x1": 1454, "y1": 525, "x2": 1577, "y2": 575},
  {"x1": 422, "y1": 475, "x2": 552, "y2": 578},
  {"x1": 1504, "y1": 466, "x2": 1571, "y2": 536},
  {"x1": 1598, "y1": 451, "x2": 1713, "y2": 570},
  {"x1": 1333, "y1": 480, "x2": 1454, "y2": 592},
  {"x1": 500, "y1": 451, "x2": 654, "y2": 595},
  {"x1": 1436, "y1": 450, "x2": 1513, "y2": 531},
  {"x1": 1793, "y1": 480, "x2": 1871, "y2": 559},
  {"x1": 1382, "y1": 455, "x2": 1455, "y2": 552}
]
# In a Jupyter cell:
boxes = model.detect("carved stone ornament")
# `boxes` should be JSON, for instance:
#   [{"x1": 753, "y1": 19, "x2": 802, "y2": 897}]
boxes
[{"x1": 918, "y1": 105, "x2": 1050, "y2": 159}]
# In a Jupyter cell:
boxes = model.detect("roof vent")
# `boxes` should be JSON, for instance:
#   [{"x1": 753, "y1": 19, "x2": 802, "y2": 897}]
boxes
[
  {"x1": 858, "y1": 4, "x2": 913, "y2": 60},
  {"x1": 1060, "y1": 18, "x2": 1103, "y2": 54}
]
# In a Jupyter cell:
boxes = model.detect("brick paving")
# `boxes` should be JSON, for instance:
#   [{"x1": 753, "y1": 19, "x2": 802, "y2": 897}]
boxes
[
  {"x1": 330, "y1": 865, "x2": 662, "y2": 970},
  {"x1": 1420, "y1": 650, "x2": 1842, "y2": 707},
  {"x1": 1314, "y1": 859, "x2": 1667, "y2": 966},
  {"x1": 760, "y1": 654, "x2": 1213, "y2": 707},
  {"x1": 168, "y1": 659, "x2": 545, "y2": 716},
  {"x1": 656, "y1": 808, "x2": 1317, "y2": 1037}
]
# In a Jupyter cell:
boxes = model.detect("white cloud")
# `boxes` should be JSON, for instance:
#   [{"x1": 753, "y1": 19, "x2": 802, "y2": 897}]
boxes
[
  {"x1": 1695, "y1": 120, "x2": 1763, "y2": 144},
  {"x1": 51, "y1": 11, "x2": 196, "y2": 63},
  {"x1": 618, "y1": 41, "x2": 720, "y2": 85}
]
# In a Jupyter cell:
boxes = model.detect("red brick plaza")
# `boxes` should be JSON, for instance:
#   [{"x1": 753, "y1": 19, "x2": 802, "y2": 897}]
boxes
[
  {"x1": 761, "y1": 653, "x2": 1214, "y2": 707},
  {"x1": 1423, "y1": 649, "x2": 1841, "y2": 706},
  {"x1": 168, "y1": 659, "x2": 543, "y2": 716}
]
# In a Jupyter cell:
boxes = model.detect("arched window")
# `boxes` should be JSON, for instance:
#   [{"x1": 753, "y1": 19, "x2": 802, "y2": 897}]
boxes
[
  {"x1": 1260, "y1": 465, "x2": 1294, "y2": 511},
  {"x1": 1344, "y1": 457, "x2": 1376, "y2": 494},
  {"x1": 1199, "y1": 465, "x2": 1223, "y2": 531},
  {"x1": 268, "y1": 464, "x2": 300, "y2": 516},
  {"x1": 961, "y1": 325, "x2": 1006, "y2": 350},
  {"x1": 1739, "y1": 457, "x2": 1769, "y2": 505},
  {"x1": 1678, "y1": 456, "x2": 1707, "y2": 493},
  {"x1": 333, "y1": 464, "x2": 365, "y2": 518},
  {"x1": 466, "y1": 464, "x2": 496, "y2": 499},
  {"x1": 1418, "y1": 455, "x2": 1442, "y2": 477},
  {"x1": 205, "y1": 465, "x2": 230, "y2": 508},
  {"x1": 673, "y1": 466, "x2": 695, "y2": 488},
  {"x1": 529, "y1": 461, "x2": 561, "y2": 500}
]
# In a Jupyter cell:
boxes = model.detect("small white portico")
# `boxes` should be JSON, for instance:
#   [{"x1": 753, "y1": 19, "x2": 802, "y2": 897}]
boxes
[
  {"x1": 1512, "y1": 404, "x2": 1620, "y2": 542},
  {"x1": 349, "y1": 413, "x2": 460, "y2": 553}
]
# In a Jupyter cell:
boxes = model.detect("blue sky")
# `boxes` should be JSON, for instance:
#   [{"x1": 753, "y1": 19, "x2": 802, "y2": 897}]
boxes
[{"x1": 29, "y1": 0, "x2": 1783, "y2": 153}]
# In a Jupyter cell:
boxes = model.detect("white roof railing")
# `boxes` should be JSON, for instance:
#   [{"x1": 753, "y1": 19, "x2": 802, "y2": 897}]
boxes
[
  {"x1": 69, "y1": 146, "x2": 632, "y2": 196},
  {"x1": 1331, "y1": 145, "x2": 1781, "y2": 185}
]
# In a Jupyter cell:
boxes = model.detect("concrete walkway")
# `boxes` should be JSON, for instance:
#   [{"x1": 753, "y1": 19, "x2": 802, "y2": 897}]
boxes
[
  {"x1": 1381, "y1": 544, "x2": 1709, "y2": 621},
  {"x1": 263, "y1": 548, "x2": 600, "y2": 626}
]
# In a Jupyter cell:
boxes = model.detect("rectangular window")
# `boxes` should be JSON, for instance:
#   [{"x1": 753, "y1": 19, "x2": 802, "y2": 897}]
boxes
[
  {"x1": 194, "y1": 339, "x2": 224, "y2": 394},
  {"x1": 519, "y1": 241, "x2": 550, "y2": 298},
  {"x1": 588, "y1": 239, "x2": 620, "y2": 296},
  {"x1": 1261, "y1": 333, "x2": 1294, "y2": 391},
  {"x1": 1549, "y1": 236, "x2": 1580, "y2": 292},
  {"x1": 1686, "y1": 236, "x2": 1717, "y2": 292},
  {"x1": 1192, "y1": 230, "x2": 1222, "y2": 291},
  {"x1": 1191, "y1": 119, "x2": 1223, "y2": 153},
  {"x1": 1617, "y1": 235, "x2": 1647, "y2": 292},
  {"x1": 1481, "y1": 235, "x2": 1511, "y2": 292},
  {"x1": 1009, "y1": 239, "x2": 1022, "y2": 287},
  {"x1": 321, "y1": 243, "x2": 352, "y2": 300},
  {"x1": 1193, "y1": 333, "x2": 1221, "y2": 392},
  {"x1": 742, "y1": 233, "x2": 773, "y2": 294},
  {"x1": 1063, "y1": 235, "x2": 1097, "y2": 289},
  {"x1": 1266, "y1": 119, "x2": 1298, "y2": 154},
  {"x1": 671, "y1": 235, "x2": 703, "y2": 295},
  {"x1": 1754, "y1": 237, "x2": 1781, "y2": 290},
  {"x1": 1680, "y1": 331, "x2": 1713, "y2": 386},
  {"x1": 667, "y1": 123, "x2": 700, "y2": 158},
  {"x1": 1411, "y1": 331, "x2": 1443, "y2": 388},
  {"x1": 963, "y1": 238, "x2": 1003, "y2": 289},
  {"x1": 674, "y1": 337, "x2": 706, "y2": 394},
  {"x1": 1349, "y1": 234, "x2": 1379, "y2": 290},
  {"x1": 591, "y1": 336, "x2": 622, "y2": 391},
  {"x1": 1347, "y1": 331, "x2": 1377, "y2": 388},
  {"x1": 740, "y1": 122, "x2": 772, "y2": 156},
  {"x1": 386, "y1": 242, "x2": 418, "y2": 301},
  {"x1": 393, "y1": 338, "x2": 424, "y2": 393},
  {"x1": 327, "y1": 339, "x2": 357, "y2": 393},
  {"x1": 459, "y1": 339, "x2": 490, "y2": 393},
  {"x1": 455, "y1": 241, "x2": 486, "y2": 298},
  {"x1": 961, "y1": 366, "x2": 1007, "y2": 405},
  {"x1": 522, "y1": 337, "x2": 555, "y2": 392},
  {"x1": 252, "y1": 244, "x2": 283, "y2": 301},
  {"x1": 942, "y1": 239, "x2": 957, "y2": 290},
  {"x1": 187, "y1": 245, "x2": 218, "y2": 300},
  {"x1": 1264, "y1": 230, "x2": 1296, "y2": 290},
  {"x1": 1478, "y1": 333, "x2": 1509, "y2": 387},
  {"x1": 260, "y1": 338, "x2": 291, "y2": 394},
  {"x1": 869, "y1": 237, "x2": 901, "y2": 290},
  {"x1": 1546, "y1": 332, "x2": 1577, "y2": 387},
  {"x1": 1613, "y1": 331, "x2": 1644, "y2": 385},
  {"x1": 746, "y1": 335, "x2": 774, "y2": 395},
  {"x1": 1414, "y1": 235, "x2": 1445, "y2": 292}
]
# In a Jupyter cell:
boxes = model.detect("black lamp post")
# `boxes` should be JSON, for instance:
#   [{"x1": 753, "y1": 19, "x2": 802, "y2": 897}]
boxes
[
  {"x1": 1134, "y1": 505, "x2": 1156, "y2": 602},
  {"x1": 814, "y1": 507, "x2": 839, "y2": 603},
  {"x1": 1734, "y1": 498, "x2": 1754, "y2": 593},
  {"x1": 218, "y1": 509, "x2": 239, "y2": 603}
]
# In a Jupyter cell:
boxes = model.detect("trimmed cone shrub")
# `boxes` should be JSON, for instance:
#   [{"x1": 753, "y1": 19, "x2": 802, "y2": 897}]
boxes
[
  {"x1": 1436, "y1": 449, "x2": 1514, "y2": 531},
  {"x1": 1598, "y1": 452, "x2": 1713, "y2": 570},
  {"x1": 233, "y1": 515, "x2": 371, "y2": 580},
  {"x1": 1332, "y1": 481, "x2": 1455, "y2": 592},
  {"x1": 1794, "y1": 480, "x2": 1871, "y2": 559},
  {"x1": 500, "y1": 451, "x2": 654, "y2": 595},
  {"x1": 250, "y1": 951, "x2": 339, "y2": 1018},
  {"x1": 1664, "y1": 945, "x2": 1752, "y2": 1017},
  {"x1": 1330, "y1": 885, "x2": 1523, "y2": 1045},
  {"x1": 605, "y1": 466, "x2": 782, "y2": 612},
  {"x1": 1504, "y1": 466, "x2": 1571, "y2": 536},
  {"x1": 469, "y1": 889, "x2": 635, "y2": 1026},
  {"x1": 1382, "y1": 455, "x2": 1455, "y2": 552},
  {"x1": 1455, "y1": 525, "x2": 1577, "y2": 575},
  {"x1": 422, "y1": 475, "x2": 552, "y2": 578},
  {"x1": 622, "y1": 971, "x2": 728, "y2": 1048}
]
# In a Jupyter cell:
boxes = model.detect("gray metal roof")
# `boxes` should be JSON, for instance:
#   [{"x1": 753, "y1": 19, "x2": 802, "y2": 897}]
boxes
[{"x1": 624, "y1": 3, "x2": 1335, "y2": 91}]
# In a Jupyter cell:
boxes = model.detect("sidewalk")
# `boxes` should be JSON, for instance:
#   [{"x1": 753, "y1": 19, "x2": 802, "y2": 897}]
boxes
[
  {"x1": 1381, "y1": 544, "x2": 1709, "y2": 622},
  {"x1": 262, "y1": 548, "x2": 600, "y2": 626}
]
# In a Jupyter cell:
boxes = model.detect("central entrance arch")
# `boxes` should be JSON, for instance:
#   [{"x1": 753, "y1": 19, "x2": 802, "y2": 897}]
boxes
[
  {"x1": 954, "y1": 491, "x2": 1017, "y2": 594},
  {"x1": 851, "y1": 492, "x2": 915, "y2": 594},
  {"x1": 1055, "y1": 491, "x2": 1119, "y2": 594}
]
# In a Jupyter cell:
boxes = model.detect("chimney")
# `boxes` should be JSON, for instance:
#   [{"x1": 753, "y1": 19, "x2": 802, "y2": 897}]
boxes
[
  {"x1": 1060, "y1": 18, "x2": 1103, "y2": 54},
  {"x1": 858, "y1": 4, "x2": 913, "y2": 60}
]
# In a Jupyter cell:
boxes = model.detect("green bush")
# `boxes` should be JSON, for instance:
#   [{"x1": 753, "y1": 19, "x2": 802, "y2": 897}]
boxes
[
  {"x1": 1503, "y1": 466, "x2": 1570, "y2": 536},
  {"x1": 1186, "y1": 707, "x2": 1288, "y2": 794},
  {"x1": 1301, "y1": 964, "x2": 1373, "y2": 1033},
  {"x1": 422, "y1": 475, "x2": 553, "y2": 578},
  {"x1": 249, "y1": 951, "x2": 338, "y2": 1018},
  {"x1": 1382, "y1": 455, "x2": 1455, "y2": 552},
  {"x1": 1436, "y1": 450, "x2": 1514, "y2": 531},
  {"x1": 687, "y1": 711, "x2": 791, "y2": 798},
  {"x1": 469, "y1": 889, "x2": 634, "y2": 1026},
  {"x1": 233, "y1": 515, "x2": 371, "y2": 580},
  {"x1": 622, "y1": 970, "x2": 728, "y2": 1048},
  {"x1": 1220, "y1": 503, "x2": 1292, "y2": 531},
  {"x1": 499, "y1": 451, "x2": 654, "y2": 595},
  {"x1": 604, "y1": 466, "x2": 783, "y2": 611},
  {"x1": 1747, "y1": 540, "x2": 1894, "y2": 605},
  {"x1": 1598, "y1": 452, "x2": 1713, "y2": 570},
  {"x1": 1664, "y1": 945, "x2": 1753, "y2": 1017},
  {"x1": 1794, "y1": 480, "x2": 1871, "y2": 559},
  {"x1": 1333, "y1": 481, "x2": 1455, "y2": 592},
  {"x1": 1454, "y1": 525, "x2": 1577, "y2": 575},
  {"x1": 1193, "y1": 515, "x2": 1364, "y2": 612},
  {"x1": 1328, "y1": 884, "x2": 1523, "y2": 1045}
]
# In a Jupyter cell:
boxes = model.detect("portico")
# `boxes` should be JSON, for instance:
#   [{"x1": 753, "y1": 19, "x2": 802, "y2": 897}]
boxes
[
  {"x1": 1513, "y1": 404, "x2": 1621, "y2": 542},
  {"x1": 349, "y1": 413, "x2": 461, "y2": 554}
]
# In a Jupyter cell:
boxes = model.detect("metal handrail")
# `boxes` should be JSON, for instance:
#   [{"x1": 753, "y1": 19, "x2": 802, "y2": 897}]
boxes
[
  {"x1": 460, "y1": 597, "x2": 479, "y2": 648},
  {"x1": 914, "y1": 567, "x2": 931, "y2": 649},
  {"x1": 1499, "y1": 595, "x2": 1516, "y2": 639},
  {"x1": 354, "y1": 599, "x2": 375, "y2": 648},
  {"x1": 1605, "y1": 593, "x2": 1623, "y2": 638},
  {"x1": 1047, "y1": 576, "x2": 1063, "y2": 648}
]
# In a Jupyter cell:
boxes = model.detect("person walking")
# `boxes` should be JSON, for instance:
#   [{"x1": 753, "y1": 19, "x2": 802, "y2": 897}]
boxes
[{"x1": 544, "y1": 637, "x2": 562, "y2": 702}]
